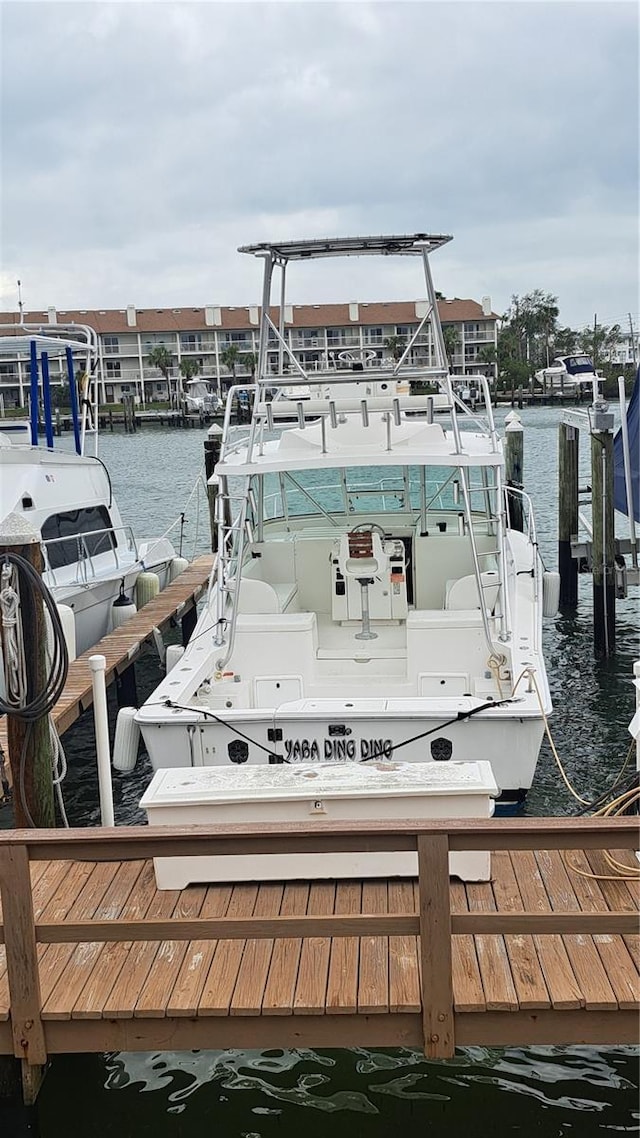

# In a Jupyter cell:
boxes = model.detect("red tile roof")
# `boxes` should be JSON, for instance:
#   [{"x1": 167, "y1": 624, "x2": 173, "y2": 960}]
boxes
[{"x1": 0, "y1": 298, "x2": 497, "y2": 336}]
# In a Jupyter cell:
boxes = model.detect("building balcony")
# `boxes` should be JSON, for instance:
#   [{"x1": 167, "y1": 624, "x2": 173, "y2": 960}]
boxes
[{"x1": 462, "y1": 331, "x2": 495, "y2": 343}]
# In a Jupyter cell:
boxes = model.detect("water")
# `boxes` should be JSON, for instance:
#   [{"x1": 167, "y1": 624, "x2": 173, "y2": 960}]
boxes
[{"x1": 8, "y1": 407, "x2": 640, "y2": 1133}]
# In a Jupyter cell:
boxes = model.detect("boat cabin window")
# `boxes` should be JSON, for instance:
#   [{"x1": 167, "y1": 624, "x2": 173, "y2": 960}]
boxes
[
  {"x1": 42, "y1": 505, "x2": 117, "y2": 570},
  {"x1": 563, "y1": 356, "x2": 594, "y2": 375}
]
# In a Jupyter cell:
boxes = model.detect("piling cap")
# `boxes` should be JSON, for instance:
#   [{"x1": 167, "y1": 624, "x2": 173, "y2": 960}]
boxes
[
  {"x1": 88, "y1": 654, "x2": 107, "y2": 673},
  {"x1": 504, "y1": 411, "x2": 523, "y2": 427},
  {"x1": 0, "y1": 511, "x2": 40, "y2": 545},
  {"x1": 208, "y1": 423, "x2": 223, "y2": 438}
]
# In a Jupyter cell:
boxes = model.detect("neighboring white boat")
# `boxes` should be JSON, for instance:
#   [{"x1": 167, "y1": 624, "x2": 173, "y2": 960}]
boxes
[
  {"x1": 137, "y1": 233, "x2": 555, "y2": 811},
  {"x1": 183, "y1": 377, "x2": 221, "y2": 415},
  {"x1": 0, "y1": 323, "x2": 179, "y2": 655},
  {"x1": 534, "y1": 354, "x2": 603, "y2": 396}
]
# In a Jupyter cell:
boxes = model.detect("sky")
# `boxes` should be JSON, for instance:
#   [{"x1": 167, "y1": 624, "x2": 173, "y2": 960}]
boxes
[{"x1": 0, "y1": 0, "x2": 638, "y2": 332}]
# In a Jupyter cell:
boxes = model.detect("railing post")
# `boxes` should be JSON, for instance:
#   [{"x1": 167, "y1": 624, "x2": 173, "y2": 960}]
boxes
[
  {"x1": 0, "y1": 846, "x2": 47, "y2": 1067},
  {"x1": 417, "y1": 834, "x2": 454, "y2": 1059}
]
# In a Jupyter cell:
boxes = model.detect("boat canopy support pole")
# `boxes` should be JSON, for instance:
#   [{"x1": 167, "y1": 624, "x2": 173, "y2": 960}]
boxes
[
  {"x1": 40, "y1": 351, "x2": 54, "y2": 450},
  {"x1": 28, "y1": 340, "x2": 39, "y2": 446},
  {"x1": 278, "y1": 263, "x2": 286, "y2": 376},
  {"x1": 66, "y1": 345, "x2": 82, "y2": 455}
]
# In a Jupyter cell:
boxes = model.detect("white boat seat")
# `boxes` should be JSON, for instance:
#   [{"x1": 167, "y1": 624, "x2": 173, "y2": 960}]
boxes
[
  {"x1": 237, "y1": 578, "x2": 280, "y2": 613},
  {"x1": 445, "y1": 571, "x2": 500, "y2": 612},
  {"x1": 237, "y1": 578, "x2": 298, "y2": 614}
]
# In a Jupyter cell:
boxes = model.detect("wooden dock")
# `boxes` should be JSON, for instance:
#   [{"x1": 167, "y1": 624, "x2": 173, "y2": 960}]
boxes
[
  {"x1": 0, "y1": 817, "x2": 637, "y2": 1068},
  {"x1": 0, "y1": 554, "x2": 214, "y2": 771}
]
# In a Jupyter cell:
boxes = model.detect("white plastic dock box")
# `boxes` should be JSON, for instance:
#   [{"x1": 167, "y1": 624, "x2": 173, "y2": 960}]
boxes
[{"x1": 140, "y1": 761, "x2": 498, "y2": 888}]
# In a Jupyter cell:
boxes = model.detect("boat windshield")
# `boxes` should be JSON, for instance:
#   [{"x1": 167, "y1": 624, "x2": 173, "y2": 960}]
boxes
[
  {"x1": 563, "y1": 355, "x2": 594, "y2": 375},
  {"x1": 257, "y1": 465, "x2": 496, "y2": 523}
]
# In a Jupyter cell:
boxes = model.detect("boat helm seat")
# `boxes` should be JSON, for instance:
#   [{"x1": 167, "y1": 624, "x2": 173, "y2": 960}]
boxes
[
  {"x1": 337, "y1": 531, "x2": 390, "y2": 581},
  {"x1": 336, "y1": 530, "x2": 392, "y2": 641}
]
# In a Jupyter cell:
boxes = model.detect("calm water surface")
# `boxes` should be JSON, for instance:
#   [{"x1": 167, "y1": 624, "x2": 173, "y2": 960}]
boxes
[{"x1": 11, "y1": 407, "x2": 640, "y2": 1134}]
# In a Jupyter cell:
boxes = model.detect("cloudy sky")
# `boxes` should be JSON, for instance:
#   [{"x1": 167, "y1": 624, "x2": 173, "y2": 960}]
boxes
[{"x1": 1, "y1": 1, "x2": 637, "y2": 331}]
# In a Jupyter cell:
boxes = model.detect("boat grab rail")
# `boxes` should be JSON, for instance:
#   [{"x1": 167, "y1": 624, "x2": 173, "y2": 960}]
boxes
[{"x1": 42, "y1": 523, "x2": 138, "y2": 587}]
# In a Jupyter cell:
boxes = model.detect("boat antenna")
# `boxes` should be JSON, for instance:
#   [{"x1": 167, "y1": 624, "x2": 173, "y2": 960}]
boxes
[{"x1": 17, "y1": 279, "x2": 24, "y2": 324}]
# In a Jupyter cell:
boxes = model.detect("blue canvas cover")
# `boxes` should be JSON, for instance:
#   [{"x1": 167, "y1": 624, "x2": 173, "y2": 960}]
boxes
[{"x1": 614, "y1": 367, "x2": 640, "y2": 522}]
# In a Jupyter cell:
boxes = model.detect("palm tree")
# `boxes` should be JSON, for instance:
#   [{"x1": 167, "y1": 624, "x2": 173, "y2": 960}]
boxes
[
  {"x1": 179, "y1": 358, "x2": 200, "y2": 382},
  {"x1": 147, "y1": 344, "x2": 175, "y2": 403},
  {"x1": 383, "y1": 334, "x2": 405, "y2": 362},
  {"x1": 220, "y1": 345, "x2": 240, "y2": 378},
  {"x1": 243, "y1": 351, "x2": 258, "y2": 379},
  {"x1": 476, "y1": 344, "x2": 497, "y2": 380},
  {"x1": 442, "y1": 325, "x2": 460, "y2": 369}
]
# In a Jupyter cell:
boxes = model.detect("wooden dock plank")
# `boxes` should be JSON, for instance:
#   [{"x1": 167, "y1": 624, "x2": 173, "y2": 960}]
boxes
[
  {"x1": 449, "y1": 880, "x2": 486, "y2": 1013},
  {"x1": 388, "y1": 880, "x2": 421, "y2": 1014},
  {"x1": 37, "y1": 862, "x2": 116, "y2": 1014},
  {"x1": 102, "y1": 885, "x2": 183, "y2": 1019},
  {"x1": 583, "y1": 849, "x2": 640, "y2": 969},
  {"x1": 230, "y1": 883, "x2": 284, "y2": 1016},
  {"x1": 465, "y1": 880, "x2": 519, "y2": 1011},
  {"x1": 535, "y1": 850, "x2": 617, "y2": 1011},
  {"x1": 167, "y1": 885, "x2": 233, "y2": 1017},
  {"x1": 43, "y1": 861, "x2": 146, "y2": 1020},
  {"x1": 326, "y1": 881, "x2": 362, "y2": 1015},
  {"x1": 563, "y1": 850, "x2": 640, "y2": 1010},
  {"x1": 134, "y1": 886, "x2": 208, "y2": 1018},
  {"x1": 71, "y1": 861, "x2": 161, "y2": 1019},
  {"x1": 358, "y1": 880, "x2": 389, "y2": 1014},
  {"x1": 262, "y1": 883, "x2": 308, "y2": 1016},
  {"x1": 491, "y1": 851, "x2": 551, "y2": 1010},
  {"x1": 293, "y1": 882, "x2": 335, "y2": 1015},
  {"x1": 198, "y1": 884, "x2": 258, "y2": 1016},
  {"x1": 511, "y1": 851, "x2": 583, "y2": 1010}
]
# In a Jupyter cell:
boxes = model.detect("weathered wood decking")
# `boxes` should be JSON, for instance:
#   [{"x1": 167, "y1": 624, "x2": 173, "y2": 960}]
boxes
[
  {"x1": 0, "y1": 818, "x2": 637, "y2": 1063},
  {"x1": 0, "y1": 554, "x2": 213, "y2": 771}
]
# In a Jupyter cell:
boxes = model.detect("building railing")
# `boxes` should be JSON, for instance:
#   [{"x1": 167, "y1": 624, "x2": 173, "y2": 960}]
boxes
[{"x1": 0, "y1": 816, "x2": 636, "y2": 1066}]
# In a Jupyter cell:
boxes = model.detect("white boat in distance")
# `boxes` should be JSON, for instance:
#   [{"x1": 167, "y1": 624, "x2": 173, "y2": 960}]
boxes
[
  {"x1": 137, "y1": 233, "x2": 555, "y2": 810},
  {"x1": 183, "y1": 377, "x2": 221, "y2": 415},
  {"x1": 0, "y1": 322, "x2": 178, "y2": 655},
  {"x1": 534, "y1": 354, "x2": 603, "y2": 395}
]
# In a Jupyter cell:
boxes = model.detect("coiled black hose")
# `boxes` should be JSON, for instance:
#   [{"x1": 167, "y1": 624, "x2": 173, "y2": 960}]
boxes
[{"x1": 0, "y1": 551, "x2": 69, "y2": 720}]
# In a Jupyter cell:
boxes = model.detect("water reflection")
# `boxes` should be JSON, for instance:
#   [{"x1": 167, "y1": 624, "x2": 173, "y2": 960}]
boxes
[{"x1": 38, "y1": 1046, "x2": 640, "y2": 1136}]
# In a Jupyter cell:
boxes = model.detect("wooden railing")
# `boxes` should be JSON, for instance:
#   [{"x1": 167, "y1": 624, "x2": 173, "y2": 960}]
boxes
[{"x1": 0, "y1": 817, "x2": 637, "y2": 1065}]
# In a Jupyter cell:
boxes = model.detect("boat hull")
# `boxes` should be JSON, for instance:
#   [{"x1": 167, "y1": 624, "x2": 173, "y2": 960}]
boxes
[{"x1": 138, "y1": 702, "x2": 545, "y2": 807}]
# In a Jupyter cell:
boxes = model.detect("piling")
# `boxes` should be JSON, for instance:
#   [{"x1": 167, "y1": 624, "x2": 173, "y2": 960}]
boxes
[
  {"x1": 204, "y1": 423, "x2": 223, "y2": 552},
  {"x1": 116, "y1": 662, "x2": 138, "y2": 710},
  {"x1": 504, "y1": 414, "x2": 524, "y2": 532},
  {"x1": 0, "y1": 515, "x2": 56, "y2": 827},
  {"x1": 558, "y1": 422, "x2": 579, "y2": 606},
  {"x1": 181, "y1": 605, "x2": 198, "y2": 647},
  {"x1": 591, "y1": 412, "x2": 616, "y2": 657}
]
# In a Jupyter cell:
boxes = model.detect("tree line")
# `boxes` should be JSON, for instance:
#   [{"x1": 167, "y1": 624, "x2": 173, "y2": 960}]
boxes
[{"x1": 489, "y1": 291, "x2": 636, "y2": 395}]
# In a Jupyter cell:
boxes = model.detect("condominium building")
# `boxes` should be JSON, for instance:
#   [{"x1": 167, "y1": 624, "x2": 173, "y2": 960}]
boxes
[{"x1": 0, "y1": 297, "x2": 498, "y2": 407}]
